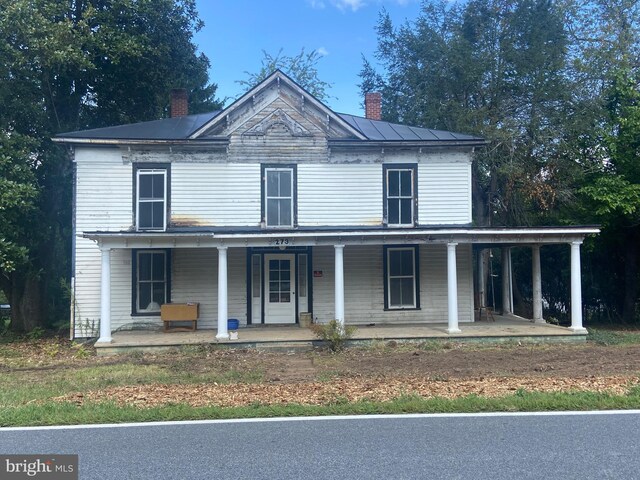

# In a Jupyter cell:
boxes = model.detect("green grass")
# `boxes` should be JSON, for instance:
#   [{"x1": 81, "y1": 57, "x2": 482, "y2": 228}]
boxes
[
  {"x1": 587, "y1": 328, "x2": 640, "y2": 346},
  {"x1": 1, "y1": 390, "x2": 639, "y2": 427}
]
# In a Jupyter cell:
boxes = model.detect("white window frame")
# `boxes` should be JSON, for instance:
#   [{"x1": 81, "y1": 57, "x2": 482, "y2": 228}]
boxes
[
  {"x1": 386, "y1": 167, "x2": 415, "y2": 227},
  {"x1": 264, "y1": 167, "x2": 294, "y2": 228},
  {"x1": 136, "y1": 168, "x2": 167, "y2": 232},
  {"x1": 386, "y1": 247, "x2": 417, "y2": 309}
]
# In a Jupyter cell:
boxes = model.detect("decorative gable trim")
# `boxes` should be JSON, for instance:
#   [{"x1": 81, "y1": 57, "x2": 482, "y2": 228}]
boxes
[
  {"x1": 243, "y1": 108, "x2": 312, "y2": 137},
  {"x1": 188, "y1": 70, "x2": 367, "y2": 140}
]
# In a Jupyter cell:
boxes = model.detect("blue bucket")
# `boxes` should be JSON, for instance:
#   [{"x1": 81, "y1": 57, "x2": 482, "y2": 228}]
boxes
[{"x1": 227, "y1": 318, "x2": 239, "y2": 330}]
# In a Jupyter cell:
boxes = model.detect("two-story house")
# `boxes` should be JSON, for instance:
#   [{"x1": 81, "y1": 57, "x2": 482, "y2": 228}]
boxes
[{"x1": 54, "y1": 71, "x2": 598, "y2": 343}]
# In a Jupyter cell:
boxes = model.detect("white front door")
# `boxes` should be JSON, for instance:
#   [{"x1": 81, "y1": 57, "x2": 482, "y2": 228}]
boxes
[{"x1": 264, "y1": 254, "x2": 296, "y2": 324}]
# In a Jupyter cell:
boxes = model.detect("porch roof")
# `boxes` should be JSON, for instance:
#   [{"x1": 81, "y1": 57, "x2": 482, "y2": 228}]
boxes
[{"x1": 84, "y1": 225, "x2": 600, "y2": 249}]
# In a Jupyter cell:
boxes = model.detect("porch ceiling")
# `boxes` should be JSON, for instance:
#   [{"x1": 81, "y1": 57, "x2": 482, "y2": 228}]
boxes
[{"x1": 84, "y1": 226, "x2": 600, "y2": 250}]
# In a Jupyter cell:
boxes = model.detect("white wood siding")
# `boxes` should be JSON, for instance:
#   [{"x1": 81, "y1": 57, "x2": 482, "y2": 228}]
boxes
[
  {"x1": 74, "y1": 148, "x2": 132, "y2": 336},
  {"x1": 298, "y1": 164, "x2": 382, "y2": 226},
  {"x1": 312, "y1": 244, "x2": 473, "y2": 324},
  {"x1": 418, "y1": 161, "x2": 472, "y2": 225},
  {"x1": 171, "y1": 163, "x2": 261, "y2": 227}
]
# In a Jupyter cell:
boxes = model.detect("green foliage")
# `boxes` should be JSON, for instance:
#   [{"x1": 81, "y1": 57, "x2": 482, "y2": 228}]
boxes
[
  {"x1": 310, "y1": 320, "x2": 356, "y2": 352},
  {"x1": 361, "y1": 0, "x2": 574, "y2": 227},
  {"x1": 0, "y1": 0, "x2": 221, "y2": 331},
  {"x1": 238, "y1": 48, "x2": 333, "y2": 101}
]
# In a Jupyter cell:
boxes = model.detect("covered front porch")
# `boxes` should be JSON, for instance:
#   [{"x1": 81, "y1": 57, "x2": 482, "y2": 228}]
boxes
[
  {"x1": 85, "y1": 226, "x2": 599, "y2": 346},
  {"x1": 94, "y1": 314, "x2": 585, "y2": 354}
]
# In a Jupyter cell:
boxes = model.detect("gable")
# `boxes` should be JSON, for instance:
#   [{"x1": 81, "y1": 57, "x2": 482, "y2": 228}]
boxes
[{"x1": 190, "y1": 70, "x2": 366, "y2": 141}]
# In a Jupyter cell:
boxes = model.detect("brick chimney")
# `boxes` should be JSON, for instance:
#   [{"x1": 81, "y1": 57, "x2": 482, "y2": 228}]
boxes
[
  {"x1": 365, "y1": 92, "x2": 382, "y2": 121},
  {"x1": 170, "y1": 89, "x2": 188, "y2": 117}
]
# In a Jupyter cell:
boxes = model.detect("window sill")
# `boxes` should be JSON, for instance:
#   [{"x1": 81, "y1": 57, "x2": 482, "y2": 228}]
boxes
[{"x1": 384, "y1": 307, "x2": 421, "y2": 311}]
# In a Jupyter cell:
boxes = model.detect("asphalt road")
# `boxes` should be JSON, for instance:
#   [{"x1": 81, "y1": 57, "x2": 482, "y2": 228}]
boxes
[{"x1": 1, "y1": 412, "x2": 639, "y2": 479}]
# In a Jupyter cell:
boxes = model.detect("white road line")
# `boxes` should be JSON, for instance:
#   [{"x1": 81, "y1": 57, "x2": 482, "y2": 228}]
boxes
[{"x1": 2, "y1": 410, "x2": 640, "y2": 431}]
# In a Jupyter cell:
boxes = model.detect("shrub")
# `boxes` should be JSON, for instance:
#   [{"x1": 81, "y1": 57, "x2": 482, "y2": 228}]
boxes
[{"x1": 310, "y1": 320, "x2": 356, "y2": 352}]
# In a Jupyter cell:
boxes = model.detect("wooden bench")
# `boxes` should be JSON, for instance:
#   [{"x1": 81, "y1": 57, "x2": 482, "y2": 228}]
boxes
[{"x1": 161, "y1": 303, "x2": 199, "y2": 332}]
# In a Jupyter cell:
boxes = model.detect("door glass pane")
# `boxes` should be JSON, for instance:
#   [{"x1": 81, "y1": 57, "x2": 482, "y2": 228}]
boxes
[
  {"x1": 269, "y1": 292, "x2": 279, "y2": 302},
  {"x1": 281, "y1": 292, "x2": 290, "y2": 303},
  {"x1": 298, "y1": 255, "x2": 307, "y2": 297},
  {"x1": 252, "y1": 255, "x2": 261, "y2": 298}
]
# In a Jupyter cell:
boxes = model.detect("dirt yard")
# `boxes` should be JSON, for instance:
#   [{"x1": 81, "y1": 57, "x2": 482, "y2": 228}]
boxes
[{"x1": 2, "y1": 337, "x2": 640, "y2": 408}]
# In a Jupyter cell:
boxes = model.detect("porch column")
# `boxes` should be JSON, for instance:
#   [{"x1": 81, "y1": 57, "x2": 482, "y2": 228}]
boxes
[
  {"x1": 216, "y1": 246, "x2": 229, "y2": 340},
  {"x1": 97, "y1": 246, "x2": 112, "y2": 344},
  {"x1": 334, "y1": 244, "x2": 345, "y2": 326},
  {"x1": 478, "y1": 248, "x2": 486, "y2": 308},
  {"x1": 532, "y1": 245, "x2": 544, "y2": 323},
  {"x1": 569, "y1": 241, "x2": 587, "y2": 333},
  {"x1": 446, "y1": 242, "x2": 461, "y2": 334},
  {"x1": 501, "y1": 247, "x2": 512, "y2": 315}
]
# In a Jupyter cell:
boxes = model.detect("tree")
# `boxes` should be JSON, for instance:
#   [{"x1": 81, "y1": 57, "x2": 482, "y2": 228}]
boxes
[
  {"x1": 238, "y1": 48, "x2": 333, "y2": 102},
  {"x1": 0, "y1": 0, "x2": 221, "y2": 332},
  {"x1": 360, "y1": 0, "x2": 573, "y2": 229}
]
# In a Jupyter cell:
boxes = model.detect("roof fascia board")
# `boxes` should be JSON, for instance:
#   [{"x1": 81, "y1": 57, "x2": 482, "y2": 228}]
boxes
[
  {"x1": 52, "y1": 138, "x2": 229, "y2": 146},
  {"x1": 188, "y1": 70, "x2": 367, "y2": 140}
]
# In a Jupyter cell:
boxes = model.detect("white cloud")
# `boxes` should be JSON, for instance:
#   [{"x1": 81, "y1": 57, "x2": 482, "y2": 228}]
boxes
[
  {"x1": 332, "y1": 0, "x2": 366, "y2": 12},
  {"x1": 316, "y1": 46, "x2": 329, "y2": 57},
  {"x1": 307, "y1": 0, "x2": 326, "y2": 9}
]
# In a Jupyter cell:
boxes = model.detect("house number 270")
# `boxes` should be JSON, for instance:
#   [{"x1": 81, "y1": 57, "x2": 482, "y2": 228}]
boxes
[{"x1": 274, "y1": 238, "x2": 290, "y2": 245}]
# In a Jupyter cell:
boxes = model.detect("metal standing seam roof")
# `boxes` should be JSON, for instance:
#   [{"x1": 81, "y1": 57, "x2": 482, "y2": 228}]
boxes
[{"x1": 55, "y1": 110, "x2": 484, "y2": 143}]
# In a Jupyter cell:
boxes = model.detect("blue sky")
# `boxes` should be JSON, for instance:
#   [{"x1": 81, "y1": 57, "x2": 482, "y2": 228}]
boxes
[{"x1": 194, "y1": 0, "x2": 422, "y2": 116}]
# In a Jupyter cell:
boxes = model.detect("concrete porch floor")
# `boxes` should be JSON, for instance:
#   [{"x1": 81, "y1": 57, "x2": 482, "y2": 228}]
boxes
[{"x1": 95, "y1": 314, "x2": 587, "y2": 355}]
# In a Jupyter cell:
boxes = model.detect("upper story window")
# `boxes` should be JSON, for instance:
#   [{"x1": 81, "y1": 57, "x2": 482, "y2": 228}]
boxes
[
  {"x1": 384, "y1": 164, "x2": 417, "y2": 227},
  {"x1": 135, "y1": 165, "x2": 169, "y2": 231},
  {"x1": 262, "y1": 165, "x2": 297, "y2": 228}
]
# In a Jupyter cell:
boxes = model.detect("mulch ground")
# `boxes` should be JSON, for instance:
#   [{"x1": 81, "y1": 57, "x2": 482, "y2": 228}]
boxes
[
  {"x1": 3, "y1": 337, "x2": 640, "y2": 408},
  {"x1": 56, "y1": 375, "x2": 639, "y2": 408}
]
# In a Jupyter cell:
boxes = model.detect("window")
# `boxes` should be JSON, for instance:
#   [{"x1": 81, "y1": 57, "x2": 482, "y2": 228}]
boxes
[
  {"x1": 384, "y1": 164, "x2": 417, "y2": 226},
  {"x1": 384, "y1": 246, "x2": 420, "y2": 309},
  {"x1": 135, "y1": 166, "x2": 168, "y2": 231},
  {"x1": 268, "y1": 258, "x2": 291, "y2": 303},
  {"x1": 132, "y1": 250, "x2": 170, "y2": 314},
  {"x1": 262, "y1": 165, "x2": 296, "y2": 228}
]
